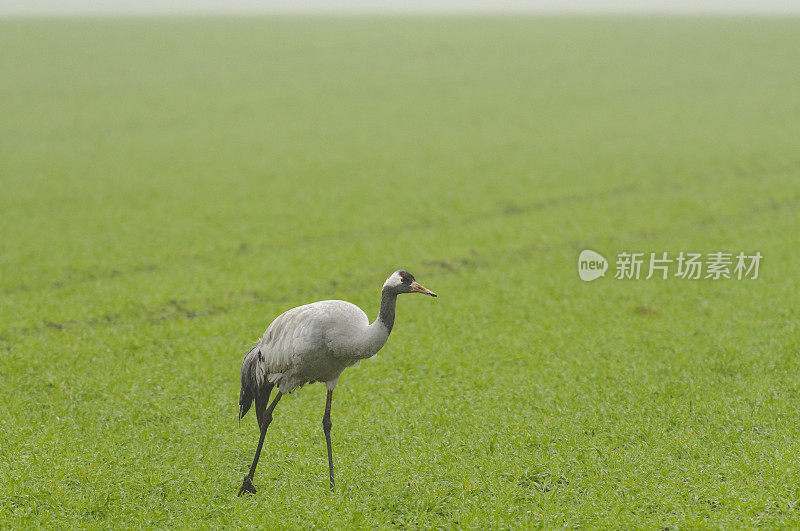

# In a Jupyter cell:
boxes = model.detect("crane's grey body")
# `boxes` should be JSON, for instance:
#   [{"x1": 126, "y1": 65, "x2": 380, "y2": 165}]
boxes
[
  {"x1": 243, "y1": 299, "x2": 390, "y2": 395},
  {"x1": 237, "y1": 270, "x2": 436, "y2": 496}
]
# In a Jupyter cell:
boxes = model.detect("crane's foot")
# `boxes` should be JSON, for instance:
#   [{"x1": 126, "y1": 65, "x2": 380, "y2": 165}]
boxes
[{"x1": 238, "y1": 475, "x2": 257, "y2": 497}]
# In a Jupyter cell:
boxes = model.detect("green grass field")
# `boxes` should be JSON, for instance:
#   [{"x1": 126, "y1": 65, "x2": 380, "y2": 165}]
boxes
[{"x1": 1, "y1": 15, "x2": 799, "y2": 527}]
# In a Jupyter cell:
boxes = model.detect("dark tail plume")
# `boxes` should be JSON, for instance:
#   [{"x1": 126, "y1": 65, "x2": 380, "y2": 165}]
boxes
[{"x1": 239, "y1": 346, "x2": 274, "y2": 430}]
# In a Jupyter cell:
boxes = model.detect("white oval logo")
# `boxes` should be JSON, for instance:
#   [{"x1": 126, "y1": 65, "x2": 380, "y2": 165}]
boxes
[{"x1": 578, "y1": 250, "x2": 608, "y2": 282}]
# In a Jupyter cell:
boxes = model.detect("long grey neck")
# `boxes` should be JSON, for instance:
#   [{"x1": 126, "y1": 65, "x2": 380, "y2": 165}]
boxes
[{"x1": 377, "y1": 287, "x2": 398, "y2": 333}]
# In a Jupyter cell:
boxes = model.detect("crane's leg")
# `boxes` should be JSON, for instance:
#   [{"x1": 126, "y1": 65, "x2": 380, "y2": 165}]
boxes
[
  {"x1": 238, "y1": 392, "x2": 282, "y2": 497},
  {"x1": 323, "y1": 389, "x2": 335, "y2": 492}
]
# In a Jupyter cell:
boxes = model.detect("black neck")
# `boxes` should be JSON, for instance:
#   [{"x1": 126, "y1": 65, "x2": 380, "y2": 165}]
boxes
[{"x1": 378, "y1": 287, "x2": 398, "y2": 333}]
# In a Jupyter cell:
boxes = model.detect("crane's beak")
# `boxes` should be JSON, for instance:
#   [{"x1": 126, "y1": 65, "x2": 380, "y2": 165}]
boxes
[{"x1": 410, "y1": 281, "x2": 437, "y2": 297}]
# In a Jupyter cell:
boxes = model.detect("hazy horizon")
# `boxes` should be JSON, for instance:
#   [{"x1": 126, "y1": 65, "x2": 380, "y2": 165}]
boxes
[{"x1": 2, "y1": 0, "x2": 800, "y2": 16}]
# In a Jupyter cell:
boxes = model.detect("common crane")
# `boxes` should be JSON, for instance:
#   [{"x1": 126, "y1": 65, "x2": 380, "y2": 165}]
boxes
[{"x1": 237, "y1": 269, "x2": 436, "y2": 495}]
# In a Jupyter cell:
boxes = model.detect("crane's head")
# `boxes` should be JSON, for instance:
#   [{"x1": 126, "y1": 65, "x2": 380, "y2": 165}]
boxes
[{"x1": 383, "y1": 270, "x2": 437, "y2": 297}]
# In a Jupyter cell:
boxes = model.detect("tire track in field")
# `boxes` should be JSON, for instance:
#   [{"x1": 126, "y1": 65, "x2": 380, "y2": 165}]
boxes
[
  {"x1": 0, "y1": 182, "x2": 644, "y2": 297},
  {"x1": 2, "y1": 194, "x2": 795, "y2": 344}
]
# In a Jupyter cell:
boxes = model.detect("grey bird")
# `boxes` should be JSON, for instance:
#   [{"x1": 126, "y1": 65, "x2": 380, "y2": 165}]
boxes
[{"x1": 237, "y1": 269, "x2": 436, "y2": 495}]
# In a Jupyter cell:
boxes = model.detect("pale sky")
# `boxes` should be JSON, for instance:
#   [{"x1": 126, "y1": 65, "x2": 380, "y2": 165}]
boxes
[{"x1": 2, "y1": 0, "x2": 800, "y2": 15}]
